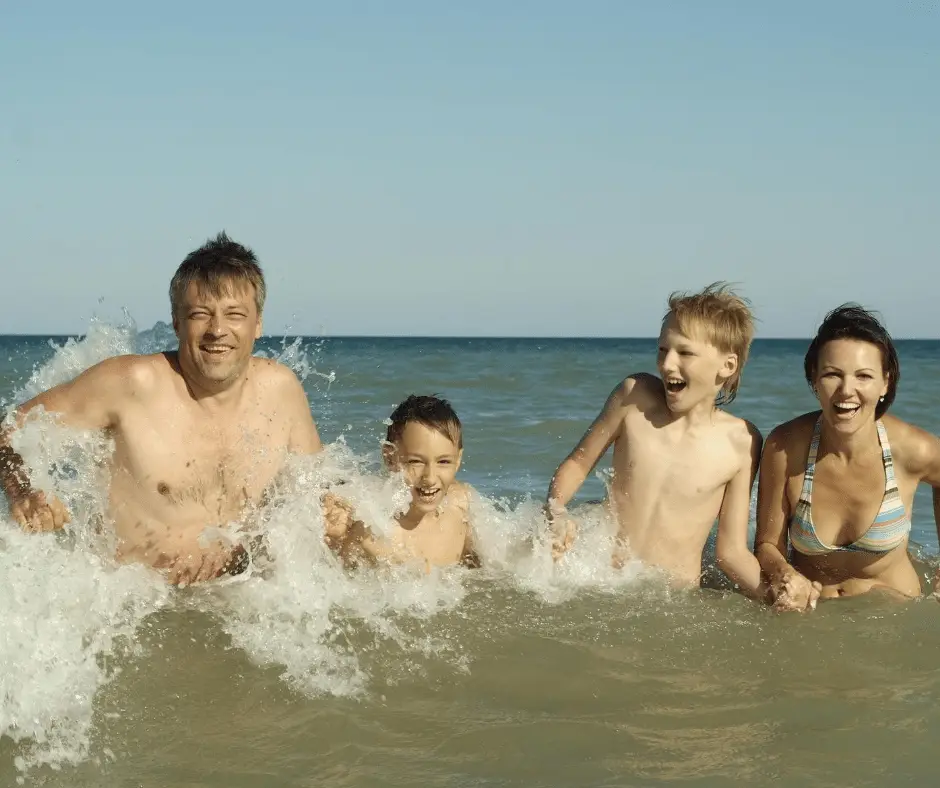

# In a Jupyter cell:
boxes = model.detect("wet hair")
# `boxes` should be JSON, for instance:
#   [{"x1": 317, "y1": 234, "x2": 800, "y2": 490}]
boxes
[
  {"x1": 803, "y1": 304, "x2": 899, "y2": 418},
  {"x1": 169, "y1": 231, "x2": 266, "y2": 318},
  {"x1": 664, "y1": 282, "x2": 755, "y2": 404},
  {"x1": 386, "y1": 395, "x2": 463, "y2": 450}
]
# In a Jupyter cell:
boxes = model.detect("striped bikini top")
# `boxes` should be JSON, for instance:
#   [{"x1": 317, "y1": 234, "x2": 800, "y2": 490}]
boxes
[{"x1": 788, "y1": 417, "x2": 911, "y2": 556}]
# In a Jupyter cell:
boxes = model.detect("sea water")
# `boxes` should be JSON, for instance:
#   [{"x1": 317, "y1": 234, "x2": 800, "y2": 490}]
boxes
[{"x1": 1, "y1": 319, "x2": 939, "y2": 787}]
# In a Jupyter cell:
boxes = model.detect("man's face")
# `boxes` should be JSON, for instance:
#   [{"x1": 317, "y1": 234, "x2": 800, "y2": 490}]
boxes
[{"x1": 173, "y1": 279, "x2": 262, "y2": 389}]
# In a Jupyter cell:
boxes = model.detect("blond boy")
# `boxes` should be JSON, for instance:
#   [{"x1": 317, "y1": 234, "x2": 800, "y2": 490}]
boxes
[
  {"x1": 548, "y1": 283, "x2": 766, "y2": 598},
  {"x1": 325, "y1": 395, "x2": 479, "y2": 570}
]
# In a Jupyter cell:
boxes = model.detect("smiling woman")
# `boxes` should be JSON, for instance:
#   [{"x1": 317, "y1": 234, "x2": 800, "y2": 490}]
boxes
[{"x1": 754, "y1": 305, "x2": 940, "y2": 609}]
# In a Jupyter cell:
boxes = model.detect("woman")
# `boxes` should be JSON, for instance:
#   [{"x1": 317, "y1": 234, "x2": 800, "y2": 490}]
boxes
[{"x1": 755, "y1": 305, "x2": 940, "y2": 610}]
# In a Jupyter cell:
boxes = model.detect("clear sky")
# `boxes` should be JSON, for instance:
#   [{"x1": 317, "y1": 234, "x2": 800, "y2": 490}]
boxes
[{"x1": 2, "y1": 1, "x2": 938, "y2": 337}]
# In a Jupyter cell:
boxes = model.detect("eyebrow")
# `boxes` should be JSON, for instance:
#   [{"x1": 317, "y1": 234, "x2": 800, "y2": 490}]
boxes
[{"x1": 820, "y1": 365, "x2": 877, "y2": 373}]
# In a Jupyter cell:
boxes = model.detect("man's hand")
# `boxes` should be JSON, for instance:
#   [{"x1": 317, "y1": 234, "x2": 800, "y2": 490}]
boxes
[
  {"x1": 9, "y1": 489, "x2": 71, "y2": 532},
  {"x1": 155, "y1": 540, "x2": 246, "y2": 586},
  {"x1": 770, "y1": 570, "x2": 822, "y2": 612}
]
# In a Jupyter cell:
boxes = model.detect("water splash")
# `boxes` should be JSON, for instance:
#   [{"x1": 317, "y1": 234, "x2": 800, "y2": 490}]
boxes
[{"x1": 0, "y1": 313, "x2": 663, "y2": 778}]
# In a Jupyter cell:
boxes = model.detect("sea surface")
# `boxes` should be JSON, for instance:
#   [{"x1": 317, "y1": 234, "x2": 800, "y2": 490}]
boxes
[{"x1": 1, "y1": 319, "x2": 940, "y2": 787}]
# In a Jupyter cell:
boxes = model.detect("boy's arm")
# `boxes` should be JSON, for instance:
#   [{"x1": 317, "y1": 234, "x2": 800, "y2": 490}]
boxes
[
  {"x1": 1, "y1": 356, "x2": 126, "y2": 531},
  {"x1": 754, "y1": 427, "x2": 820, "y2": 611},
  {"x1": 547, "y1": 379, "x2": 629, "y2": 513},
  {"x1": 715, "y1": 422, "x2": 768, "y2": 601},
  {"x1": 459, "y1": 485, "x2": 482, "y2": 568}
]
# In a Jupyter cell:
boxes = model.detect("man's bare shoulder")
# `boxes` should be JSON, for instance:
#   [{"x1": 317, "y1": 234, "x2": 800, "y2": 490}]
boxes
[
  {"x1": 84, "y1": 353, "x2": 172, "y2": 398},
  {"x1": 248, "y1": 356, "x2": 305, "y2": 392}
]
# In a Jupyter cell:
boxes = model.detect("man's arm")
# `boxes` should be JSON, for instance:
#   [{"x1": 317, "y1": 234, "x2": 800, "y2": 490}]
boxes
[
  {"x1": 715, "y1": 422, "x2": 768, "y2": 600},
  {"x1": 278, "y1": 367, "x2": 322, "y2": 455},
  {"x1": 1, "y1": 356, "x2": 127, "y2": 530}
]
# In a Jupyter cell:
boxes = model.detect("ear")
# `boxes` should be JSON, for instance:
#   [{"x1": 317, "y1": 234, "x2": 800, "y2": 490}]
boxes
[
  {"x1": 880, "y1": 374, "x2": 890, "y2": 400},
  {"x1": 172, "y1": 315, "x2": 181, "y2": 338},
  {"x1": 382, "y1": 442, "x2": 398, "y2": 470},
  {"x1": 718, "y1": 352, "x2": 738, "y2": 384},
  {"x1": 455, "y1": 448, "x2": 463, "y2": 472},
  {"x1": 254, "y1": 315, "x2": 263, "y2": 340}
]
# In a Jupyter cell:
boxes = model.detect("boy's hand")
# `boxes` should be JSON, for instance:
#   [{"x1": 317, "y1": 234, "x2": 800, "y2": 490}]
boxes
[
  {"x1": 545, "y1": 503, "x2": 577, "y2": 560},
  {"x1": 9, "y1": 488, "x2": 71, "y2": 532},
  {"x1": 322, "y1": 492, "x2": 355, "y2": 541},
  {"x1": 771, "y1": 571, "x2": 821, "y2": 612}
]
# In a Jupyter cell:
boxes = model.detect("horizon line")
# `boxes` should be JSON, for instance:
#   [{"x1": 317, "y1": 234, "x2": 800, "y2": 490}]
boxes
[{"x1": 2, "y1": 332, "x2": 940, "y2": 342}]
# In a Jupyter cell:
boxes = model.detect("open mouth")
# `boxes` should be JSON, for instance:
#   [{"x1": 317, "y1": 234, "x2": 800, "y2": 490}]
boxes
[
  {"x1": 200, "y1": 345, "x2": 233, "y2": 357},
  {"x1": 414, "y1": 486, "x2": 441, "y2": 504},
  {"x1": 833, "y1": 401, "x2": 861, "y2": 418},
  {"x1": 664, "y1": 377, "x2": 687, "y2": 395}
]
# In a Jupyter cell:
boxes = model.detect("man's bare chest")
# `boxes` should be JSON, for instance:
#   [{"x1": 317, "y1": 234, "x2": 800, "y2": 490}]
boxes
[{"x1": 111, "y1": 406, "x2": 290, "y2": 502}]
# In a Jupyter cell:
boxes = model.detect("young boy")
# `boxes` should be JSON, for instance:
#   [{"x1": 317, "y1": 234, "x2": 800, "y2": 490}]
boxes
[
  {"x1": 547, "y1": 283, "x2": 766, "y2": 599},
  {"x1": 324, "y1": 395, "x2": 479, "y2": 570}
]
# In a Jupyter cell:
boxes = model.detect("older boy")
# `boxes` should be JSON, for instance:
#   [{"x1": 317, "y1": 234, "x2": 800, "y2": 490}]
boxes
[
  {"x1": 548, "y1": 283, "x2": 766, "y2": 598},
  {"x1": 325, "y1": 395, "x2": 479, "y2": 570}
]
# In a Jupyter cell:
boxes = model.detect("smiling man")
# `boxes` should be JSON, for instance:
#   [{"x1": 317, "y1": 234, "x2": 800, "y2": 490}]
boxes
[{"x1": 0, "y1": 232, "x2": 322, "y2": 584}]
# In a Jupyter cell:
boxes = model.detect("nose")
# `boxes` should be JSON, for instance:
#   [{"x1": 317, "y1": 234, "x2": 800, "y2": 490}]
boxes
[
  {"x1": 659, "y1": 349, "x2": 678, "y2": 372},
  {"x1": 205, "y1": 313, "x2": 226, "y2": 337}
]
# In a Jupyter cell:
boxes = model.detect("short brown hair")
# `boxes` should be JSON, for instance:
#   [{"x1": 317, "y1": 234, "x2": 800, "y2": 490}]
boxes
[
  {"x1": 664, "y1": 282, "x2": 755, "y2": 404},
  {"x1": 386, "y1": 395, "x2": 463, "y2": 449},
  {"x1": 169, "y1": 231, "x2": 266, "y2": 318}
]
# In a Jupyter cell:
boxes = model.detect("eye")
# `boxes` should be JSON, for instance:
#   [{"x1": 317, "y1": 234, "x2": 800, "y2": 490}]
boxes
[
  {"x1": 857, "y1": 373, "x2": 873, "y2": 380},
  {"x1": 679, "y1": 350, "x2": 694, "y2": 357}
]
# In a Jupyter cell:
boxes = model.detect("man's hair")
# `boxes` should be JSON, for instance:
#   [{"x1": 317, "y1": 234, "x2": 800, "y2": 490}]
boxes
[
  {"x1": 386, "y1": 395, "x2": 463, "y2": 450},
  {"x1": 803, "y1": 304, "x2": 899, "y2": 419},
  {"x1": 664, "y1": 282, "x2": 755, "y2": 405},
  {"x1": 169, "y1": 231, "x2": 266, "y2": 318}
]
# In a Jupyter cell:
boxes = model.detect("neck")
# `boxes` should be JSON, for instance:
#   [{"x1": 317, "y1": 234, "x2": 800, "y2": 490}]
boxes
[
  {"x1": 397, "y1": 506, "x2": 424, "y2": 530},
  {"x1": 670, "y1": 397, "x2": 719, "y2": 428},
  {"x1": 818, "y1": 416, "x2": 879, "y2": 461},
  {"x1": 175, "y1": 354, "x2": 248, "y2": 407}
]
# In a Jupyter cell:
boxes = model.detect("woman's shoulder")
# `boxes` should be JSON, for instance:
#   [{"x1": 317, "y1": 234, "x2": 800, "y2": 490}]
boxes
[
  {"x1": 881, "y1": 414, "x2": 940, "y2": 474},
  {"x1": 766, "y1": 411, "x2": 820, "y2": 451}
]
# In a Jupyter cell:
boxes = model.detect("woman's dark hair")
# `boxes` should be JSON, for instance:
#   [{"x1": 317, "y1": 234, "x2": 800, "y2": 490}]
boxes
[{"x1": 803, "y1": 304, "x2": 899, "y2": 418}]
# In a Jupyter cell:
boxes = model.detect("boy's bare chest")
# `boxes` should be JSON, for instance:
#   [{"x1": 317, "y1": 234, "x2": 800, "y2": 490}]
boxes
[
  {"x1": 393, "y1": 508, "x2": 468, "y2": 563},
  {"x1": 613, "y1": 422, "x2": 738, "y2": 494}
]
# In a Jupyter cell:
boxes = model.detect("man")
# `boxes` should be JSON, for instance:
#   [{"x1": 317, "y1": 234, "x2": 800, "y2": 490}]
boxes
[{"x1": 0, "y1": 232, "x2": 322, "y2": 584}]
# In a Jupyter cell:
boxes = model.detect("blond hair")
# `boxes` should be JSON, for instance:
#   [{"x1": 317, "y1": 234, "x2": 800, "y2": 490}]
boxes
[{"x1": 664, "y1": 282, "x2": 755, "y2": 404}]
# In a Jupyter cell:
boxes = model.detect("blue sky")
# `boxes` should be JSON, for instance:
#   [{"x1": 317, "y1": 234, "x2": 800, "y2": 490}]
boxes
[{"x1": 2, "y1": 2, "x2": 937, "y2": 337}]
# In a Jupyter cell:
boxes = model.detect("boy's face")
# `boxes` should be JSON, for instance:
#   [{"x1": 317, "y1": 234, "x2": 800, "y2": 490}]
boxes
[
  {"x1": 657, "y1": 314, "x2": 737, "y2": 413},
  {"x1": 387, "y1": 422, "x2": 462, "y2": 515}
]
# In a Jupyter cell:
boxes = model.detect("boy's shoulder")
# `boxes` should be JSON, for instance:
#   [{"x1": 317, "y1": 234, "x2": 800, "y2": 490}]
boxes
[
  {"x1": 615, "y1": 373, "x2": 666, "y2": 406},
  {"x1": 444, "y1": 481, "x2": 474, "y2": 514}
]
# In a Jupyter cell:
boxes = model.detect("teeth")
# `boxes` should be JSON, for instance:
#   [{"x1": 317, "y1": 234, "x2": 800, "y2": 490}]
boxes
[{"x1": 834, "y1": 403, "x2": 859, "y2": 411}]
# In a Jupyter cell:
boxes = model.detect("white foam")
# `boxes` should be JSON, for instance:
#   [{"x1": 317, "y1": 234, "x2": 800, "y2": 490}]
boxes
[{"x1": 0, "y1": 313, "x2": 660, "y2": 776}]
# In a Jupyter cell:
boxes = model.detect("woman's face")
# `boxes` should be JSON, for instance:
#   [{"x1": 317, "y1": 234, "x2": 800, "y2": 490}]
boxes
[{"x1": 814, "y1": 339, "x2": 890, "y2": 433}]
